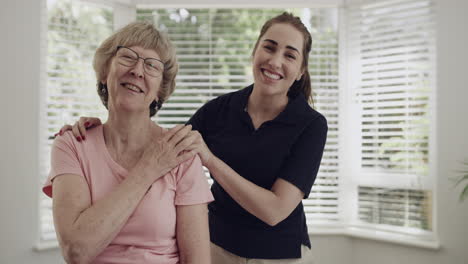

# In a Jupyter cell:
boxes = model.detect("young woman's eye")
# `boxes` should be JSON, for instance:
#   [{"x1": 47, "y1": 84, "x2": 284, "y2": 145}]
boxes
[
  {"x1": 263, "y1": 46, "x2": 274, "y2": 51},
  {"x1": 286, "y1": 54, "x2": 296, "y2": 60}
]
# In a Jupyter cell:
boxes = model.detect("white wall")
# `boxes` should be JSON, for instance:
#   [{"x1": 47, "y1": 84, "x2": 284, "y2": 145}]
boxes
[
  {"x1": 349, "y1": 0, "x2": 468, "y2": 263},
  {"x1": 0, "y1": 0, "x2": 62, "y2": 263},
  {"x1": 0, "y1": 0, "x2": 467, "y2": 263}
]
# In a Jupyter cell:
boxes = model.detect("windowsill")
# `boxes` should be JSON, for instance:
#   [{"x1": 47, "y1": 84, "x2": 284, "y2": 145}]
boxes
[
  {"x1": 344, "y1": 226, "x2": 440, "y2": 250},
  {"x1": 308, "y1": 224, "x2": 440, "y2": 250},
  {"x1": 33, "y1": 240, "x2": 59, "y2": 252}
]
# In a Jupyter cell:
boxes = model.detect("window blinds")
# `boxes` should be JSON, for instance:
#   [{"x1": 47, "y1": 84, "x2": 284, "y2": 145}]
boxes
[
  {"x1": 39, "y1": 0, "x2": 113, "y2": 243},
  {"x1": 348, "y1": 0, "x2": 435, "y2": 231}
]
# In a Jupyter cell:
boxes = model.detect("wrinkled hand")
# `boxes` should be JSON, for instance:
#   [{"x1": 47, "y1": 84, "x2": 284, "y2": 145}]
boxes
[{"x1": 135, "y1": 124, "x2": 197, "y2": 182}]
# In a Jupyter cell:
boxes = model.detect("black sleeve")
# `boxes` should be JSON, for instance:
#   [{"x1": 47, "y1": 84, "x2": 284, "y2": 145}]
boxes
[
  {"x1": 279, "y1": 115, "x2": 328, "y2": 198},
  {"x1": 186, "y1": 100, "x2": 209, "y2": 133}
]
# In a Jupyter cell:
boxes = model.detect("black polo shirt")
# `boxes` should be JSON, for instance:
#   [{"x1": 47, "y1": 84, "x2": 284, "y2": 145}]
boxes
[{"x1": 187, "y1": 85, "x2": 328, "y2": 259}]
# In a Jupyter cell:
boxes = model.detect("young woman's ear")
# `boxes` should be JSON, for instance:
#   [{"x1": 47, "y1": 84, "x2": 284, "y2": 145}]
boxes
[
  {"x1": 296, "y1": 73, "x2": 303, "y2": 81},
  {"x1": 296, "y1": 67, "x2": 305, "y2": 81}
]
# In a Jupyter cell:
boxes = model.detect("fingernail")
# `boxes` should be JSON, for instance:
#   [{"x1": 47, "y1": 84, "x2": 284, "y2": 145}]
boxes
[
  {"x1": 84, "y1": 122, "x2": 90, "y2": 127},
  {"x1": 82, "y1": 135, "x2": 85, "y2": 140},
  {"x1": 59, "y1": 130, "x2": 63, "y2": 136},
  {"x1": 77, "y1": 136, "x2": 82, "y2": 142},
  {"x1": 54, "y1": 132, "x2": 59, "y2": 137}
]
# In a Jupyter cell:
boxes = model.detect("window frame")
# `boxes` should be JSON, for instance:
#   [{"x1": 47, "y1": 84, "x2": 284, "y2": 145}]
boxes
[{"x1": 340, "y1": 0, "x2": 439, "y2": 248}]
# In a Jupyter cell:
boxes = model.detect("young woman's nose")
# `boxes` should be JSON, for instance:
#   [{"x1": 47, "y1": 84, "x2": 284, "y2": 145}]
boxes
[{"x1": 267, "y1": 52, "x2": 282, "y2": 69}]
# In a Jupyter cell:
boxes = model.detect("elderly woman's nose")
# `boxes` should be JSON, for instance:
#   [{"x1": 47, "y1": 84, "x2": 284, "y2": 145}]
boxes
[{"x1": 130, "y1": 60, "x2": 145, "y2": 78}]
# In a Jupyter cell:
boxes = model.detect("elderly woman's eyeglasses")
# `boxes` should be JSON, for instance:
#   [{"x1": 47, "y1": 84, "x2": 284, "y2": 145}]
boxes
[{"x1": 115, "y1": 46, "x2": 165, "y2": 77}]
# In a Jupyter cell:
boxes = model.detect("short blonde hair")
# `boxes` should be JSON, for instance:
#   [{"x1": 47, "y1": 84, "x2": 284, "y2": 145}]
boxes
[{"x1": 93, "y1": 21, "x2": 178, "y2": 117}]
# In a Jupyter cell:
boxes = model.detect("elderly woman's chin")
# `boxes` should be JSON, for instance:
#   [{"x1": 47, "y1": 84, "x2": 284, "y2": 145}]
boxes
[{"x1": 113, "y1": 98, "x2": 148, "y2": 114}]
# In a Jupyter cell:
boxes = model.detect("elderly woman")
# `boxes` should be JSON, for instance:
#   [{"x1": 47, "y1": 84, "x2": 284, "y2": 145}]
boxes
[{"x1": 42, "y1": 22, "x2": 213, "y2": 264}]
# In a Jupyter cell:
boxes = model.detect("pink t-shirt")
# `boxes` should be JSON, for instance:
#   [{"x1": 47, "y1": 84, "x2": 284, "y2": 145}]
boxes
[{"x1": 43, "y1": 125, "x2": 214, "y2": 264}]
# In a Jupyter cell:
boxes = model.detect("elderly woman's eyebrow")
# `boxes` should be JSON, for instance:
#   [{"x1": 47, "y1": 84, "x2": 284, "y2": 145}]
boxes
[{"x1": 263, "y1": 39, "x2": 300, "y2": 54}]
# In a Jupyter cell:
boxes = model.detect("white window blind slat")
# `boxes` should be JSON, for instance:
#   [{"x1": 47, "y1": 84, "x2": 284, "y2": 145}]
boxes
[
  {"x1": 360, "y1": 0, "x2": 428, "y2": 9},
  {"x1": 356, "y1": 85, "x2": 430, "y2": 94}
]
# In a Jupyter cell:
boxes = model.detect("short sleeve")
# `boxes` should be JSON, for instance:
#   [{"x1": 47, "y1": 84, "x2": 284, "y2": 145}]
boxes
[
  {"x1": 279, "y1": 115, "x2": 328, "y2": 199},
  {"x1": 186, "y1": 95, "x2": 222, "y2": 133},
  {"x1": 42, "y1": 132, "x2": 85, "y2": 198},
  {"x1": 186, "y1": 100, "x2": 208, "y2": 133},
  {"x1": 174, "y1": 155, "x2": 214, "y2": 205}
]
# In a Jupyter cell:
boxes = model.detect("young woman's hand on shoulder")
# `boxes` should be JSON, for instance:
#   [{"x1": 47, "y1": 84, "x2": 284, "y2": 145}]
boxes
[
  {"x1": 184, "y1": 130, "x2": 215, "y2": 167},
  {"x1": 55, "y1": 116, "x2": 102, "y2": 141}
]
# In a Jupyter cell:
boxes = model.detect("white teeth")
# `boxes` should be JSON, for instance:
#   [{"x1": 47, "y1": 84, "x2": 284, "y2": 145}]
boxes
[
  {"x1": 263, "y1": 70, "x2": 281, "y2": 80},
  {"x1": 123, "y1": 83, "x2": 142, "y2": 93}
]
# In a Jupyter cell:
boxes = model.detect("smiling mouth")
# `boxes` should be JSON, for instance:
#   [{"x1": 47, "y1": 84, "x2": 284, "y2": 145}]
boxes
[
  {"x1": 122, "y1": 83, "x2": 143, "y2": 93},
  {"x1": 261, "y1": 69, "x2": 282, "y2": 80}
]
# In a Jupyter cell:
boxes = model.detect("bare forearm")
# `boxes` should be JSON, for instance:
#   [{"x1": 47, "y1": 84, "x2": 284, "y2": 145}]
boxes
[
  {"x1": 58, "y1": 168, "x2": 158, "y2": 262},
  {"x1": 177, "y1": 204, "x2": 211, "y2": 264},
  {"x1": 205, "y1": 156, "x2": 286, "y2": 226},
  {"x1": 179, "y1": 233, "x2": 210, "y2": 264}
]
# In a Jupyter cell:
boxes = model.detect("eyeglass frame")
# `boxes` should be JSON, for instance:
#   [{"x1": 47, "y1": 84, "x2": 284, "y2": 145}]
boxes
[{"x1": 115, "y1": 45, "x2": 165, "y2": 77}]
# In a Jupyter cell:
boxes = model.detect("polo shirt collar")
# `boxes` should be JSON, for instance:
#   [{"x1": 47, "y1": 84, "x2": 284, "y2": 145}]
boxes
[{"x1": 231, "y1": 84, "x2": 313, "y2": 125}]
